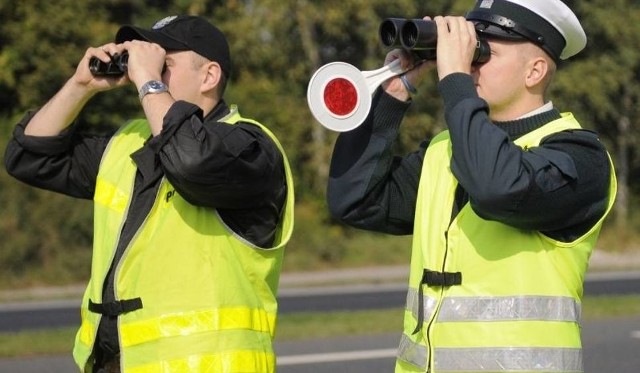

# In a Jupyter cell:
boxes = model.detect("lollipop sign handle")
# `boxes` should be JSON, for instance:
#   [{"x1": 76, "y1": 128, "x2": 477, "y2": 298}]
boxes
[{"x1": 362, "y1": 59, "x2": 405, "y2": 93}]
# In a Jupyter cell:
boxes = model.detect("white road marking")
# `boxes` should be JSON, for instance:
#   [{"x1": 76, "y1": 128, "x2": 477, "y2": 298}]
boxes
[
  {"x1": 277, "y1": 348, "x2": 397, "y2": 366},
  {"x1": 630, "y1": 330, "x2": 640, "y2": 339}
]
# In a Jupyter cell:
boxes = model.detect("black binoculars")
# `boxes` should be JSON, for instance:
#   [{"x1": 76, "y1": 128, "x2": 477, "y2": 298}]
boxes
[
  {"x1": 379, "y1": 18, "x2": 490, "y2": 64},
  {"x1": 89, "y1": 52, "x2": 129, "y2": 76}
]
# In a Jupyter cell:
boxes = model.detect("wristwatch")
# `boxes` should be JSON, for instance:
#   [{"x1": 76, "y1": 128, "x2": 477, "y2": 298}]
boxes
[{"x1": 138, "y1": 80, "x2": 168, "y2": 100}]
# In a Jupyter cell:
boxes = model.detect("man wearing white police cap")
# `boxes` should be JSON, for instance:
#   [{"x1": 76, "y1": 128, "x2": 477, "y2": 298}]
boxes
[
  {"x1": 466, "y1": 0, "x2": 587, "y2": 61},
  {"x1": 326, "y1": 1, "x2": 616, "y2": 372}
]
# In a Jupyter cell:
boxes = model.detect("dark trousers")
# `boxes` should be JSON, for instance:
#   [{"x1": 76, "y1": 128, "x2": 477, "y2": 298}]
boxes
[{"x1": 93, "y1": 350, "x2": 121, "y2": 373}]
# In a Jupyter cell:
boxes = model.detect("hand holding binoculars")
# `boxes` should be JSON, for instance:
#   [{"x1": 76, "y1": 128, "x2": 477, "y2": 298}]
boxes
[{"x1": 307, "y1": 18, "x2": 491, "y2": 132}]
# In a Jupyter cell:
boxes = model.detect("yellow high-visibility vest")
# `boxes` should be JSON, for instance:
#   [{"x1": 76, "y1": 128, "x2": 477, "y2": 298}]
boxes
[
  {"x1": 396, "y1": 113, "x2": 616, "y2": 372},
  {"x1": 73, "y1": 105, "x2": 294, "y2": 372}
]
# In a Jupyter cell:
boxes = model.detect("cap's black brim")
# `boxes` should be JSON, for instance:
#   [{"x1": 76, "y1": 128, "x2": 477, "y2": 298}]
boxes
[{"x1": 475, "y1": 24, "x2": 527, "y2": 42}]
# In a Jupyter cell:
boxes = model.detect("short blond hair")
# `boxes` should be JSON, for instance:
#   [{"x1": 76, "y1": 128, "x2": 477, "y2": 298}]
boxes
[{"x1": 518, "y1": 42, "x2": 557, "y2": 95}]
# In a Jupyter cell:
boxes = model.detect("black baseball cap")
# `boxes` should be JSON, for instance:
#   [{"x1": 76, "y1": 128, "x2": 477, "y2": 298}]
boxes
[{"x1": 116, "y1": 15, "x2": 231, "y2": 77}]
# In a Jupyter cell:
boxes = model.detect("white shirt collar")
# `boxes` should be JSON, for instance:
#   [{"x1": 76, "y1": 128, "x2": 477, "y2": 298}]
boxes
[{"x1": 517, "y1": 101, "x2": 554, "y2": 119}]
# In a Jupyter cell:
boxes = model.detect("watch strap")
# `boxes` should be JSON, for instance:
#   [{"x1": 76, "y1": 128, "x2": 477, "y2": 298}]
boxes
[{"x1": 138, "y1": 80, "x2": 168, "y2": 100}]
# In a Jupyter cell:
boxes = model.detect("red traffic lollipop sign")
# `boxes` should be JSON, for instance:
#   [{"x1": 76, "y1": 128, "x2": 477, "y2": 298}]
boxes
[{"x1": 307, "y1": 60, "x2": 404, "y2": 132}]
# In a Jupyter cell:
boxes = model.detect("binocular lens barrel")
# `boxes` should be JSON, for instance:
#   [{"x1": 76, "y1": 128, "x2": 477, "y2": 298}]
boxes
[
  {"x1": 379, "y1": 18, "x2": 405, "y2": 48},
  {"x1": 89, "y1": 53, "x2": 129, "y2": 76},
  {"x1": 400, "y1": 20, "x2": 437, "y2": 50}
]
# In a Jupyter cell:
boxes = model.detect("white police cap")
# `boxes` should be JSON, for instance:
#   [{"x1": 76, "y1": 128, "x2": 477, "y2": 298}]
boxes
[{"x1": 466, "y1": 0, "x2": 587, "y2": 61}]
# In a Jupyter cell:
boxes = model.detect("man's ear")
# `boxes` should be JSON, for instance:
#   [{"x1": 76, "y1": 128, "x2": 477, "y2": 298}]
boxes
[
  {"x1": 202, "y1": 62, "x2": 222, "y2": 94},
  {"x1": 525, "y1": 57, "x2": 549, "y2": 89}
]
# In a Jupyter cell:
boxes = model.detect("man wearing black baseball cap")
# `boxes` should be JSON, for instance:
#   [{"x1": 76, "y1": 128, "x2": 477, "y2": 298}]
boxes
[
  {"x1": 116, "y1": 15, "x2": 232, "y2": 79},
  {"x1": 5, "y1": 14, "x2": 294, "y2": 373},
  {"x1": 326, "y1": 1, "x2": 616, "y2": 372}
]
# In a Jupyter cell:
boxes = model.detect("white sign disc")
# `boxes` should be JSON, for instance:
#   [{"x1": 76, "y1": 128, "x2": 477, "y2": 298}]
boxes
[{"x1": 307, "y1": 62, "x2": 372, "y2": 132}]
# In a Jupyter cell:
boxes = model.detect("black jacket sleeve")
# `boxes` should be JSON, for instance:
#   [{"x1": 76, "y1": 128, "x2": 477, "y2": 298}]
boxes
[
  {"x1": 148, "y1": 100, "x2": 285, "y2": 210},
  {"x1": 4, "y1": 101, "x2": 285, "y2": 214},
  {"x1": 327, "y1": 89, "x2": 424, "y2": 235},
  {"x1": 4, "y1": 110, "x2": 110, "y2": 199}
]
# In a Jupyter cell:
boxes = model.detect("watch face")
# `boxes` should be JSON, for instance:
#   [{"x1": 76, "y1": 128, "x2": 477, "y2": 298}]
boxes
[{"x1": 139, "y1": 80, "x2": 167, "y2": 100}]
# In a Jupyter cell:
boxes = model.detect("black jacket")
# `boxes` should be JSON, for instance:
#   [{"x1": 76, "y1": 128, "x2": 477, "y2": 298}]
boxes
[{"x1": 4, "y1": 99, "x2": 287, "y2": 362}]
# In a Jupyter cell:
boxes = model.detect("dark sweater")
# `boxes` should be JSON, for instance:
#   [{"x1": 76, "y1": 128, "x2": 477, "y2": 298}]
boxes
[{"x1": 327, "y1": 73, "x2": 612, "y2": 242}]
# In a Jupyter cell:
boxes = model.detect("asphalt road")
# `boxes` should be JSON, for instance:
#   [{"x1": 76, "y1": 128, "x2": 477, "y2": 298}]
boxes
[
  {"x1": 276, "y1": 315, "x2": 640, "y2": 373},
  {"x1": 1, "y1": 316, "x2": 639, "y2": 372},
  {"x1": 0, "y1": 270, "x2": 638, "y2": 372}
]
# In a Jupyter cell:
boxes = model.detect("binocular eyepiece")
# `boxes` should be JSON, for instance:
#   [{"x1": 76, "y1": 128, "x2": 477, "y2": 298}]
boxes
[
  {"x1": 379, "y1": 18, "x2": 490, "y2": 64},
  {"x1": 89, "y1": 52, "x2": 129, "y2": 76}
]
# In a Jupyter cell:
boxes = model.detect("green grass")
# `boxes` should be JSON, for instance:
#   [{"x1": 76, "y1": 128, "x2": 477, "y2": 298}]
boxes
[
  {"x1": 276, "y1": 308, "x2": 402, "y2": 341},
  {"x1": 0, "y1": 328, "x2": 77, "y2": 358},
  {"x1": 1, "y1": 295, "x2": 639, "y2": 358},
  {"x1": 581, "y1": 294, "x2": 640, "y2": 319}
]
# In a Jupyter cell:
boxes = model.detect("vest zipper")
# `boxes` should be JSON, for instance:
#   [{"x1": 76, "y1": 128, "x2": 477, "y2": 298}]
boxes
[{"x1": 421, "y1": 228, "x2": 451, "y2": 373}]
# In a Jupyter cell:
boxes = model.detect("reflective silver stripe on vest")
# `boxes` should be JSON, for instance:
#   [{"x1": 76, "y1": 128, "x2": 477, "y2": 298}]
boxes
[
  {"x1": 398, "y1": 341, "x2": 583, "y2": 372},
  {"x1": 405, "y1": 290, "x2": 580, "y2": 323},
  {"x1": 437, "y1": 295, "x2": 581, "y2": 322},
  {"x1": 406, "y1": 288, "x2": 438, "y2": 322},
  {"x1": 400, "y1": 291, "x2": 583, "y2": 371},
  {"x1": 434, "y1": 347, "x2": 583, "y2": 372},
  {"x1": 397, "y1": 333, "x2": 428, "y2": 371}
]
